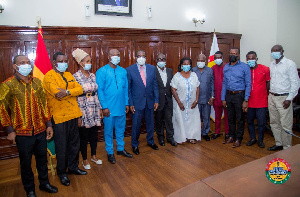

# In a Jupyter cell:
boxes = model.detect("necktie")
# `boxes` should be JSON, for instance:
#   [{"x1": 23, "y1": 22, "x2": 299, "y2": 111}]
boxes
[
  {"x1": 115, "y1": 0, "x2": 121, "y2": 6},
  {"x1": 140, "y1": 66, "x2": 146, "y2": 86}
]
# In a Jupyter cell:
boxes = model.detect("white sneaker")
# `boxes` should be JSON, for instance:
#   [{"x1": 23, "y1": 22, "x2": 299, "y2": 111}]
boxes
[
  {"x1": 91, "y1": 158, "x2": 103, "y2": 165},
  {"x1": 82, "y1": 161, "x2": 91, "y2": 170}
]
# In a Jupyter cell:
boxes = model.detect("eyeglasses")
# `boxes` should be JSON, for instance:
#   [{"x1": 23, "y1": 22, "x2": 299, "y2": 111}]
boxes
[{"x1": 157, "y1": 58, "x2": 166, "y2": 61}]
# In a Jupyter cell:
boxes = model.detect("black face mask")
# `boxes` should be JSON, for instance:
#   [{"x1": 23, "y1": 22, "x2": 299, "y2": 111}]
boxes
[{"x1": 229, "y1": 55, "x2": 238, "y2": 63}]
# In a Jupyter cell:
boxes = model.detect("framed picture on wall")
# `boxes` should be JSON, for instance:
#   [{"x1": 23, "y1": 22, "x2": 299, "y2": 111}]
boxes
[{"x1": 95, "y1": 0, "x2": 132, "y2": 16}]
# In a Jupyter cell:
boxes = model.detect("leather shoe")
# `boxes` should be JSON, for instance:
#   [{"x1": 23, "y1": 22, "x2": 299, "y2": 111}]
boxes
[
  {"x1": 132, "y1": 147, "x2": 140, "y2": 155},
  {"x1": 246, "y1": 139, "x2": 257, "y2": 146},
  {"x1": 68, "y1": 168, "x2": 87, "y2": 175},
  {"x1": 232, "y1": 139, "x2": 241, "y2": 148},
  {"x1": 203, "y1": 135, "x2": 210, "y2": 141},
  {"x1": 59, "y1": 175, "x2": 70, "y2": 186},
  {"x1": 117, "y1": 150, "x2": 133, "y2": 158},
  {"x1": 108, "y1": 154, "x2": 116, "y2": 164},
  {"x1": 158, "y1": 140, "x2": 165, "y2": 146},
  {"x1": 258, "y1": 141, "x2": 265, "y2": 148},
  {"x1": 223, "y1": 137, "x2": 234, "y2": 144},
  {"x1": 167, "y1": 140, "x2": 177, "y2": 147},
  {"x1": 267, "y1": 145, "x2": 283, "y2": 151},
  {"x1": 39, "y1": 184, "x2": 58, "y2": 193},
  {"x1": 148, "y1": 143, "x2": 159, "y2": 150},
  {"x1": 211, "y1": 134, "x2": 220, "y2": 140},
  {"x1": 27, "y1": 191, "x2": 37, "y2": 197},
  {"x1": 225, "y1": 134, "x2": 230, "y2": 140}
]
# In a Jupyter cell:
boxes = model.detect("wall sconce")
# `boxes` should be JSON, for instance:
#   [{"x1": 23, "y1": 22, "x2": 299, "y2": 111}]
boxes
[
  {"x1": 192, "y1": 17, "x2": 205, "y2": 27},
  {"x1": 0, "y1": 4, "x2": 4, "y2": 13}
]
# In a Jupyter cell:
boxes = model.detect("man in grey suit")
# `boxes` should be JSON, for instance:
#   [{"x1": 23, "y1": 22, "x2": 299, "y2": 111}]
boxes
[{"x1": 155, "y1": 53, "x2": 177, "y2": 147}]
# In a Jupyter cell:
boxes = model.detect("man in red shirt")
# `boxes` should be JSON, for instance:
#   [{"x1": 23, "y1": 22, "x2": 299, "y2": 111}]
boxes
[
  {"x1": 246, "y1": 51, "x2": 270, "y2": 148},
  {"x1": 211, "y1": 51, "x2": 229, "y2": 140}
]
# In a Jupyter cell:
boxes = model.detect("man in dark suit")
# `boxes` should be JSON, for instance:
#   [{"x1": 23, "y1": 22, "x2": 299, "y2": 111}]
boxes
[
  {"x1": 155, "y1": 53, "x2": 177, "y2": 147},
  {"x1": 99, "y1": 0, "x2": 128, "y2": 7},
  {"x1": 127, "y1": 50, "x2": 159, "y2": 155}
]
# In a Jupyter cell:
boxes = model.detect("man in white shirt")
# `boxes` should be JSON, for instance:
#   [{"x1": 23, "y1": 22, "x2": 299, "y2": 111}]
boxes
[
  {"x1": 268, "y1": 44, "x2": 300, "y2": 151},
  {"x1": 155, "y1": 53, "x2": 177, "y2": 146}
]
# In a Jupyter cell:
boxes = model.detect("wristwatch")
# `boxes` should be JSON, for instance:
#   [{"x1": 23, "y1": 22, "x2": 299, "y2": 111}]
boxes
[
  {"x1": 211, "y1": 96, "x2": 215, "y2": 99},
  {"x1": 244, "y1": 99, "x2": 248, "y2": 102},
  {"x1": 66, "y1": 90, "x2": 71, "y2": 95}
]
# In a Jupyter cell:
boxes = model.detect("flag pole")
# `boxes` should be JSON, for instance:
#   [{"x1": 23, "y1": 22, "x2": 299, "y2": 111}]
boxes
[{"x1": 37, "y1": 19, "x2": 41, "y2": 29}]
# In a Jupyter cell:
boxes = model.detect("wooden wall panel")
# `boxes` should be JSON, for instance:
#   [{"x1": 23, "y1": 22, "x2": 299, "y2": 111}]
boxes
[
  {"x1": 0, "y1": 41, "x2": 20, "y2": 81},
  {"x1": 0, "y1": 26, "x2": 241, "y2": 160},
  {"x1": 162, "y1": 42, "x2": 185, "y2": 73}
]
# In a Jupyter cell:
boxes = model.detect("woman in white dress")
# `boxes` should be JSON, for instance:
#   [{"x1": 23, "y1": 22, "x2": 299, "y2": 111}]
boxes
[{"x1": 171, "y1": 57, "x2": 201, "y2": 144}]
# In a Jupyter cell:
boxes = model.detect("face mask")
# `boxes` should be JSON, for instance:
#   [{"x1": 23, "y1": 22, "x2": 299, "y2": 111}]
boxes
[
  {"x1": 182, "y1": 65, "x2": 191, "y2": 72},
  {"x1": 137, "y1": 57, "x2": 146, "y2": 65},
  {"x1": 271, "y1": 52, "x2": 282, "y2": 60},
  {"x1": 111, "y1": 56, "x2": 120, "y2": 65},
  {"x1": 56, "y1": 63, "x2": 68, "y2": 72},
  {"x1": 197, "y1": 62, "x2": 206, "y2": 68},
  {"x1": 157, "y1": 61, "x2": 166, "y2": 68},
  {"x1": 82, "y1": 64, "x2": 92, "y2": 71},
  {"x1": 17, "y1": 64, "x2": 32, "y2": 76},
  {"x1": 229, "y1": 55, "x2": 238, "y2": 62},
  {"x1": 214, "y1": 58, "x2": 223, "y2": 65},
  {"x1": 247, "y1": 60, "x2": 256, "y2": 68}
]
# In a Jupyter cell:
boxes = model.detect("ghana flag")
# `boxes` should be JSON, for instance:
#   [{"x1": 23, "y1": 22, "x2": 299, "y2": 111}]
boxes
[{"x1": 33, "y1": 26, "x2": 56, "y2": 158}]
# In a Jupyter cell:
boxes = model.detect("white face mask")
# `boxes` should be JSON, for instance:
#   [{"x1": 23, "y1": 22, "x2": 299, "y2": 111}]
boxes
[
  {"x1": 111, "y1": 56, "x2": 120, "y2": 65},
  {"x1": 197, "y1": 62, "x2": 206, "y2": 68},
  {"x1": 137, "y1": 57, "x2": 146, "y2": 65},
  {"x1": 82, "y1": 64, "x2": 92, "y2": 70},
  {"x1": 17, "y1": 64, "x2": 32, "y2": 76}
]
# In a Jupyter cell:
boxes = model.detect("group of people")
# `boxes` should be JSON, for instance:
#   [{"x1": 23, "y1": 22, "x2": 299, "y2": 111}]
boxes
[{"x1": 0, "y1": 44, "x2": 298, "y2": 196}]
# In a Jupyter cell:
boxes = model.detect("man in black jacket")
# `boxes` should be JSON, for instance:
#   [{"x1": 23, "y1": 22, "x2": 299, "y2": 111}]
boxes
[{"x1": 155, "y1": 53, "x2": 177, "y2": 146}]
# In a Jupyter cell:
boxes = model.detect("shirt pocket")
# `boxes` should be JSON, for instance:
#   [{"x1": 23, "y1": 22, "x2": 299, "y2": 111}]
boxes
[{"x1": 117, "y1": 77, "x2": 126, "y2": 89}]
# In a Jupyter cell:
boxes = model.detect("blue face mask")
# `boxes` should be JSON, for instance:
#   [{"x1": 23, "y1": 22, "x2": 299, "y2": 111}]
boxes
[
  {"x1": 17, "y1": 64, "x2": 32, "y2": 76},
  {"x1": 271, "y1": 52, "x2": 282, "y2": 60},
  {"x1": 56, "y1": 63, "x2": 68, "y2": 72},
  {"x1": 157, "y1": 61, "x2": 166, "y2": 68},
  {"x1": 214, "y1": 58, "x2": 223, "y2": 65},
  {"x1": 83, "y1": 64, "x2": 92, "y2": 71},
  {"x1": 197, "y1": 62, "x2": 206, "y2": 68},
  {"x1": 247, "y1": 60, "x2": 256, "y2": 68},
  {"x1": 182, "y1": 65, "x2": 191, "y2": 72},
  {"x1": 111, "y1": 56, "x2": 120, "y2": 65}
]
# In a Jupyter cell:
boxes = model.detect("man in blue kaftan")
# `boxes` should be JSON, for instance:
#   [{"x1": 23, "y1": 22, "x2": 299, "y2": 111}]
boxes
[{"x1": 96, "y1": 49, "x2": 133, "y2": 164}]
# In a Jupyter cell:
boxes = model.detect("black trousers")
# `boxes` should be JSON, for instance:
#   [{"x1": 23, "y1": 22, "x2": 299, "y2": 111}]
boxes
[
  {"x1": 15, "y1": 131, "x2": 49, "y2": 193},
  {"x1": 155, "y1": 97, "x2": 174, "y2": 142},
  {"x1": 52, "y1": 118, "x2": 80, "y2": 177},
  {"x1": 79, "y1": 126, "x2": 98, "y2": 160},
  {"x1": 225, "y1": 91, "x2": 245, "y2": 140}
]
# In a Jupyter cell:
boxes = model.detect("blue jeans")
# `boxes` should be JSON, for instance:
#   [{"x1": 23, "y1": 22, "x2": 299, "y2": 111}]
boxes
[{"x1": 247, "y1": 107, "x2": 267, "y2": 142}]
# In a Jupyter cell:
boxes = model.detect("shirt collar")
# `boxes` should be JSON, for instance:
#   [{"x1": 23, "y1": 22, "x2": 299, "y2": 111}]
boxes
[
  {"x1": 15, "y1": 73, "x2": 33, "y2": 83},
  {"x1": 271, "y1": 56, "x2": 287, "y2": 65},
  {"x1": 229, "y1": 60, "x2": 241, "y2": 66},
  {"x1": 138, "y1": 64, "x2": 146, "y2": 68},
  {"x1": 78, "y1": 69, "x2": 91, "y2": 78},
  {"x1": 157, "y1": 66, "x2": 166, "y2": 73}
]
